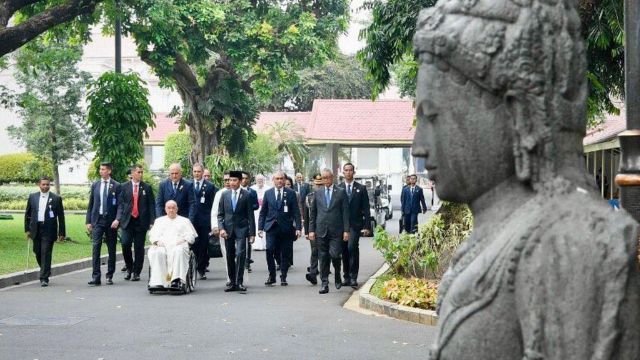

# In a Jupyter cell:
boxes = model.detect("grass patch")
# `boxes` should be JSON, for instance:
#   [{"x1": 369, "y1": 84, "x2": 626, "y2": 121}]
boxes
[{"x1": 0, "y1": 214, "x2": 95, "y2": 275}]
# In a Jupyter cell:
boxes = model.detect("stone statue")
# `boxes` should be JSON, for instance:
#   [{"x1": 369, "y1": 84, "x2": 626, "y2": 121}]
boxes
[{"x1": 411, "y1": 0, "x2": 640, "y2": 359}]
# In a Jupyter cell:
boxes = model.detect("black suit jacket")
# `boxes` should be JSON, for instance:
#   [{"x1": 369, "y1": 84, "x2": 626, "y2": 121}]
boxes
[
  {"x1": 156, "y1": 178, "x2": 196, "y2": 222},
  {"x1": 258, "y1": 187, "x2": 301, "y2": 233},
  {"x1": 217, "y1": 188, "x2": 256, "y2": 239},
  {"x1": 192, "y1": 179, "x2": 217, "y2": 230},
  {"x1": 295, "y1": 182, "x2": 310, "y2": 204},
  {"x1": 117, "y1": 181, "x2": 156, "y2": 230},
  {"x1": 86, "y1": 179, "x2": 120, "y2": 226},
  {"x1": 24, "y1": 192, "x2": 66, "y2": 239},
  {"x1": 308, "y1": 186, "x2": 350, "y2": 238},
  {"x1": 339, "y1": 181, "x2": 371, "y2": 231}
]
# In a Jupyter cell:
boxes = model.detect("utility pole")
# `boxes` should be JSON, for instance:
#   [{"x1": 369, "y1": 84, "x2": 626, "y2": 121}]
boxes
[
  {"x1": 115, "y1": 0, "x2": 122, "y2": 73},
  {"x1": 616, "y1": 0, "x2": 640, "y2": 222}
]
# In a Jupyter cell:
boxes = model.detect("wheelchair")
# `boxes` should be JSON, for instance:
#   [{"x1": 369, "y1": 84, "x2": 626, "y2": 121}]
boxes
[{"x1": 148, "y1": 249, "x2": 197, "y2": 295}]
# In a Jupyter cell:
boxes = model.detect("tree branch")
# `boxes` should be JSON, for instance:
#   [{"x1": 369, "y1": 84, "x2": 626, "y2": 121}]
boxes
[
  {"x1": 0, "y1": 0, "x2": 43, "y2": 28},
  {"x1": 0, "y1": 0, "x2": 101, "y2": 57}
]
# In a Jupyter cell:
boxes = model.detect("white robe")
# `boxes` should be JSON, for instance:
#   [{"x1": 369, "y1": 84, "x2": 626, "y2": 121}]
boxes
[
  {"x1": 148, "y1": 215, "x2": 197, "y2": 287},
  {"x1": 210, "y1": 188, "x2": 229, "y2": 281},
  {"x1": 251, "y1": 184, "x2": 270, "y2": 250}
]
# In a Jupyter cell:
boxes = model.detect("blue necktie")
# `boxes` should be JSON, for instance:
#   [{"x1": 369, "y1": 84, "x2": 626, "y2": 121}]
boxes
[
  {"x1": 232, "y1": 190, "x2": 238, "y2": 211},
  {"x1": 347, "y1": 184, "x2": 352, "y2": 199},
  {"x1": 195, "y1": 181, "x2": 200, "y2": 193},
  {"x1": 325, "y1": 187, "x2": 331, "y2": 207}
]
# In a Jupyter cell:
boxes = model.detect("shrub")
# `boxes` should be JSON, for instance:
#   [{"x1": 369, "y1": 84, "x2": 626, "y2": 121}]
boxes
[
  {"x1": 373, "y1": 201, "x2": 473, "y2": 279},
  {"x1": 0, "y1": 153, "x2": 53, "y2": 184},
  {"x1": 164, "y1": 131, "x2": 192, "y2": 174},
  {"x1": 381, "y1": 277, "x2": 438, "y2": 310}
]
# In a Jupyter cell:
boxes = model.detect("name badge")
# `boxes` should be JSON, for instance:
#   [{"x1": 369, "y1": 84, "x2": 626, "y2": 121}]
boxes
[
  {"x1": 200, "y1": 196, "x2": 205, "y2": 204},
  {"x1": 49, "y1": 210, "x2": 55, "y2": 218},
  {"x1": 112, "y1": 198, "x2": 117, "y2": 205},
  {"x1": 283, "y1": 204, "x2": 289, "y2": 213}
]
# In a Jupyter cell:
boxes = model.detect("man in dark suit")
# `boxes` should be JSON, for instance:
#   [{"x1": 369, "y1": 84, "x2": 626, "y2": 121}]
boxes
[
  {"x1": 217, "y1": 171, "x2": 256, "y2": 292},
  {"x1": 25, "y1": 176, "x2": 66, "y2": 287},
  {"x1": 191, "y1": 163, "x2": 217, "y2": 279},
  {"x1": 400, "y1": 174, "x2": 428, "y2": 234},
  {"x1": 338, "y1": 163, "x2": 371, "y2": 289},
  {"x1": 303, "y1": 174, "x2": 323, "y2": 285},
  {"x1": 308, "y1": 169, "x2": 350, "y2": 294},
  {"x1": 258, "y1": 171, "x2": 301, "y2": 286},
  {"x1": 114, "y1": 164, "x2": 155, "y2": 281},
  {"x1": 86, "y1": 162, "x2": 120, "y2": 286},
  {"x1": 241, "y1": 171, "x2": 259, "y2": 273},
  {"x1": 295, "y1": 172, "x2": 310, "y2": 213},
  {"x1": 156, "y1": 163, "x2": 196, "y2": 223}
]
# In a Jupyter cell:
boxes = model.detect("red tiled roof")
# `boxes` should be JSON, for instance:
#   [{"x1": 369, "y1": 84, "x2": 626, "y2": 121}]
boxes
[
  {"x1": 146, "y1": 113, "x2": 181, "y2": 144},
  {"x1": 255, "y1": 112, "x2": 312, "y2": 133},
  {"x1": 306, "y1": 99, "x2": 415, "y2": 143},
  {"x1": 583, "y1": 105, "x2": 626, "y2": 146}
]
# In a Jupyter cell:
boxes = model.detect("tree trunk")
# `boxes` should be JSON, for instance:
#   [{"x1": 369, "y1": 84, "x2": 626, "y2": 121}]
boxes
[
  {"x1": 175, "y1": 87, "x2": 220, "y2": 165},
  {"x1": 53, "y1": 164, "x2": 61, "y2": 195}
]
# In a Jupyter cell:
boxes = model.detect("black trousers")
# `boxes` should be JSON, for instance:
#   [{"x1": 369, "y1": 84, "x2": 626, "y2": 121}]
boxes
[
  {"x1": 341, "y1": 228, "x2": 361, "y2": 283},
  {"x1": 33, "y1": 223, "x2": 54, "y2": 280},
  {"x1": 193, "y1": 224, "x2": 210, "y2": 275},
  {"x1": 265, "y1": 226, "x2": 293, "y2": 278},
  {"x1": 308, "y1": 238, "x2": 319, "y2": 276},
  {"x1": 403, "y1": 213, "x2": 419, "y2": 234},
  {"x1": 317, "y1": 234, "x2": 342, "y2": 284},
  {"x1": 91, "y1": 217, "x2": 117, "y2": 281},
  {"x1": 225, "y1": 234, "x2": 247, "y2": 286},
  {"x1": 120, "y1": 218, "x2": 147, "y2": 275}
]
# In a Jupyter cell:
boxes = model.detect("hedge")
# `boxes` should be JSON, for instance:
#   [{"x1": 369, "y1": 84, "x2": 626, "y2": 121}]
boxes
[
  {"x1": 0, "y1": 153, "x2": 53, "y2": 184},
  {"x1": 0, "y1": 185, "x2": 90, "y2": 210}
]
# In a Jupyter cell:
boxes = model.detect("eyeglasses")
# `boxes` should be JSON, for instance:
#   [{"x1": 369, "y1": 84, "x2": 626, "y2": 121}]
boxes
[{"x1": 224, "y1": 179, "x2": 230, "y2": 182}]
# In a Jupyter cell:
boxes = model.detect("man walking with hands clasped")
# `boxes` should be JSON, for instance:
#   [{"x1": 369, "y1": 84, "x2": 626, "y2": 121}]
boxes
[
  {"x1": 308, "y1": 169, "x2": 350, "y2": 294},
  {"x1": 258, "y1": 171, "x2": 301, "y2": 287}
]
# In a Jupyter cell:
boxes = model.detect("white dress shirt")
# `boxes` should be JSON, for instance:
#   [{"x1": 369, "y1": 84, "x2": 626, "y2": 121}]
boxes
[
  {"x1": 99, "y1": 178, "x2": 111, "y2": 215},
  {"x1": 38, "y1": 191, "x2": 49, "y2": 222}
]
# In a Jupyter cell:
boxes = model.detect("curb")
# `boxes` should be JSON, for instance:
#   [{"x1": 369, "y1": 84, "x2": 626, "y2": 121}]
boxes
[
  {"x1": 0, "y1": 251, "x2": 126, "y2": 289},
  {"x1": 358, "y1": 263, "x2": 438, "y2": 326}
]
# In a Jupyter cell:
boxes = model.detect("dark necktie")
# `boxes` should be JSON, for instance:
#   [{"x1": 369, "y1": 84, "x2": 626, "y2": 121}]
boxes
[
  {"x1": 347, "y1": 184, "x2": 352, "y2": 199},
  {"x1": 277, "y1": 189, "x2": 282, "y2": 203},
  {"x1": 195, "y1": 181, "x2": 201, "y2": 193},
  {"x1": 101, "y1": 181, "x2": 108, "y2": 214}
]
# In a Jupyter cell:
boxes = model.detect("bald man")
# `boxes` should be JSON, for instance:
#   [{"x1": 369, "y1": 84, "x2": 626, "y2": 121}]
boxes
[{"x1": 156, "y1": 163, "x2": 196, "y2": 223}]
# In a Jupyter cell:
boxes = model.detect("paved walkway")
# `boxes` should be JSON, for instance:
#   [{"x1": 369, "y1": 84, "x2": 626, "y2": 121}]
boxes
[{"x1": 0, "y1": 212, "x2": 437, "y2": 360}]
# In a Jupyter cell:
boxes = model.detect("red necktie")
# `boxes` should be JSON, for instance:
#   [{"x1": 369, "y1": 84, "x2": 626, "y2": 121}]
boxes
[{"x1": 132, "y1": 184, "x2": 139, "y2": 218}]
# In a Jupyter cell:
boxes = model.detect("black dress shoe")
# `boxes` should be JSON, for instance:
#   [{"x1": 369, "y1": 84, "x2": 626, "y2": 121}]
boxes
[
  {"x1": 319, "y1": 284, "x2": 329, "y2": 294},
  {"x1": 265, "y1": 277, "x2": 276, "y2": 286},
  {"x1": 350, "y1": 280, "x2": 358, "y2": 289},
  {"x1": 247, "y1": 267, "x2": 252, "y2": 273},
  {"x1": 88, "y1": 280, "x2": 101, "y2": 286},
  {"x1": 280, "y1": 276, "x2": 288, "y2": 286},
  {"x1": 106, "y1": 278, "x2": 114, "y2": 285},
  {"x1": 171, "y1": 279, "x2": 181, "y2": 288},
  {"x1": 224, "y1": 284, "x2": 236, "y2": 292},
  {"x1": 237, "y1": 284, "x2": 247, "y2": 292},
  {"x1": 131, "y1": 274, "x2": 141, "y2": 281},
  {"x1": 124, "y1": 272, "x2": 132, "y2": 280},
  {"x1": 226, "y1": 281, "x2": 232, "y2": 287},
  {"x1": 199, "y1": 272, "x2": 207, "y2": 280},
  {"x1": 121, "y1": 266, "x2": 128, "y2": 272},
  {"x1": 305, "y1": 273, "x2": 317, "y2": 285},
  {"x1": 248, "y1": 259, "x2": 254, "y2": 264},
  {"x1": 205, "y1": 269, "x2": 210, "y2": 272},
  {"x1": 335, "y1": 281, "x2": 342, "y2": 290},
  {"x1": 40, "y1": 280, "x2": 48, "y2": 287}
]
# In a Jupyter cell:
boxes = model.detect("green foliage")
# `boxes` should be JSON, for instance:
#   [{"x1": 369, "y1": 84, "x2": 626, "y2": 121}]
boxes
[
  {"x1": 121, "y1": 0, "x2": 349, "y2": 161},
  {"x1": 264, "y1": 54, "x2": 374, "y2": 111},
  {"x1": 6, "y1": 36, "x2": 91, "y2": 192},
  {"x1": 0, "y1": 153, "x2": 53, "y2": 184},
  {"x1": 381, "y1": 277, "x2": 438, "y2": 310},
  {"x1": 86, "y1": 71, "x2": 155, "y2": 182},
  {"x1": 264, "y1": 120, "x2": 309, "y2": 174},
  {"x1": 164, "y1": 132, "x2": 192, "y2": 173},
  {"x1": 204, "y1": 133, "x2": 280, "y2": 187},
  {"x1": 0, "y1": 184, "x2": 89, "y2": 210},
  {"x1": 374, "y1": 201, "x2": 472, "y2": 278}
]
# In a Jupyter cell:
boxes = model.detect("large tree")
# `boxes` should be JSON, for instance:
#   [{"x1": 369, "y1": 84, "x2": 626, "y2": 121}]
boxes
[
  {"x1": 263, "y1": 54, "x2": 374, "y2": 111},
  {"x1": 0, "y1": 0, "x2": 103, "y2": 57},
  {"x1": 7, "y1": 37, "x2": 91, "y2": 193},
  {"x1": 357, "y1": 0, "x2": 624, "y2": 124},
  {"x1": 120, "y1": 0, "x2": 349, "y2": 164}
]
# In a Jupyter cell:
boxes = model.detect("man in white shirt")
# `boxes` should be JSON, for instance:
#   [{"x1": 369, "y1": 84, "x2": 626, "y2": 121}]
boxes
[{"x1": 148, "y1": 200, "x2": 197, "y2": 289}]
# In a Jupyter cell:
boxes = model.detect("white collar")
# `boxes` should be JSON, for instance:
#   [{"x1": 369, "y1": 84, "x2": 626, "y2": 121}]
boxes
[
  {"x1": 344, "y1": 180, "x2": 354, "y2": 186},
  {"x1": 40, "y1": 191, "x2": 49, "y2": 196}
]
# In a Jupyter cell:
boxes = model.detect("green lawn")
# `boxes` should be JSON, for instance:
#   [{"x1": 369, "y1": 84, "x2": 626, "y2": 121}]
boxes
[{"x1": 0, "y1": 214, "x2": 94, "y2": 275}]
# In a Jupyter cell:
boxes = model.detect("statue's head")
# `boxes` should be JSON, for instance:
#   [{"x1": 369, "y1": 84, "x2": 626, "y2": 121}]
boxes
[{"x1": 412, "y1": 0, "x2": 587, "y2": 203}]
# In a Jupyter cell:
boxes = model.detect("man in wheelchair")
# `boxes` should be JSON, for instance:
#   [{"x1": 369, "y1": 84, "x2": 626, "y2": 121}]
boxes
[{"x1": 148, "y1": 200, "x2": 197, "y2": 290}]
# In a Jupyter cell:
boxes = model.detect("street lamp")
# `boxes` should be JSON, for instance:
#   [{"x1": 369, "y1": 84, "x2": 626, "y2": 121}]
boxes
[
  {"x1": 616, "y1": 0, "x2": 640, "y2": 222},
  {"x1": 115, "y1": 0, "x2": 121, "y2": 73}
]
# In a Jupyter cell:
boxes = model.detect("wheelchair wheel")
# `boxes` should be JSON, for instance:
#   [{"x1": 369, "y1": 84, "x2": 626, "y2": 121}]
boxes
[{"x1": 184, "y1": 251, "x2": 197, "y2": 294}]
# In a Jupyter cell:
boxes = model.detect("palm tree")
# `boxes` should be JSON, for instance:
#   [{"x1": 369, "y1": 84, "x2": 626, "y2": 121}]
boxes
[{"x1": 265, "y1": 119, "x2": 309, "y2": 173}]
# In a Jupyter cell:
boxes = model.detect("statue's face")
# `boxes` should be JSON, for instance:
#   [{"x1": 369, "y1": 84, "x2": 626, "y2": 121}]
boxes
[{"x1": 412, "y1": 62, "x2": 514, "y2": 203}]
